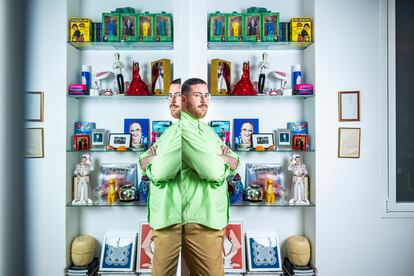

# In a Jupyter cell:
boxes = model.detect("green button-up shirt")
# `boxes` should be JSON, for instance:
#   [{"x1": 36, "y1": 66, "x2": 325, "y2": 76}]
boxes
[
  {"x1": 139, "y1": 121, "x2": 182, "y2": 230},
  {"x1": 181, "y1": 111, "x2": 239, "y2": 230}
]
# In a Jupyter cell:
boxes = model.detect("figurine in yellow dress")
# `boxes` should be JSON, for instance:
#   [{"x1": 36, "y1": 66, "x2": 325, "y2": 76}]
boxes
[
  {"x1": 232, "y1": 18, "x2": 239, "y2": 37},
  {"x1": 264, "y1": 178, "x2": 275, "y2": 203},
  {"x1": 107, "y1": 178, "x2": 117, "y2": 204},
  {"x1": 142, "y1": 19, "x2": 150, "y2": 36}
]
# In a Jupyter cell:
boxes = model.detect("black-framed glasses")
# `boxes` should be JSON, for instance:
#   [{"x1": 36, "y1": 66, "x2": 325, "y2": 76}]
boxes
[
  {"x1": 190, "y1": 92, "x2": 212, "y2": 100},
  {"x1": 166, "y1": 92, "x2": 182, "y2": 100}
]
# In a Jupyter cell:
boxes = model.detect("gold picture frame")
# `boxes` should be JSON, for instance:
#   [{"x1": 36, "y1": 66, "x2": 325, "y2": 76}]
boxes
[
  {"x1": 338, "y1": 91, "x2": 360, "y2": 122},
  {"x1": 25, "y1": 91, "x2": 44, "y2": 122},
  {"x1": 338, "y1": 127, "x2": 361, "y2": 158},
  {"x1": 25, "y1": 128, "x2": 44, "y2": 158}
]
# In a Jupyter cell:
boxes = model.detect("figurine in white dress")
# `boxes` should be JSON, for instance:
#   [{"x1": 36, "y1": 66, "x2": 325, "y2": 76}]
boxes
[
  {"x1": 288, "y1": 153, "x2": 309, "y2": 205},
  {"x1": 154, "y1": 62, "x2": 164, "y2": 92},
  {"x1": 72, "y1": 153, "x2": 94, "y2": 205},
  {"x1": 217, "y1": 62, "x2": 228, "y2": 93}
]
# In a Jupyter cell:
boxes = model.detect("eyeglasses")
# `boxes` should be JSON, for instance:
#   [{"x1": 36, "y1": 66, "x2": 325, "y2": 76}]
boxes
[
  {"x1": 166, "y1": 92, "x2": 182, "y2": 100},
  {"x1": 189, "y1": 92, "x2": 212, "y2": 100}
]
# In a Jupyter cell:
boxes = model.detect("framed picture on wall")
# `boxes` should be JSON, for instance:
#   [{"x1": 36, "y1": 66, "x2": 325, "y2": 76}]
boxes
[
  {"x1": 137, "y1": 222, "x2": 155, "y2": 273},
  {"x1": 25, "y1": 92, "x2": 44, "y2": 122},
  {"x1": 224, "y1": 222, "x2": 245, "y2": 273},
  {"x1": 25, "y1": 128, "x2": 44, "y2": 158},
  {"x1": 99, "y1": 232, "x2": 137, "y2": 271},
  {"x1": 252, "y1": 133, "x2": 274, "y2": 148},
  {"x1": 338, "y1": 91, "x2": 360, "y2": 121},
  {"x1": 338, "y1": 127, "x2": 361, "y2": 158},
  {"x1": 245, "y1": 232, "x2": 282, "y2": 272}
]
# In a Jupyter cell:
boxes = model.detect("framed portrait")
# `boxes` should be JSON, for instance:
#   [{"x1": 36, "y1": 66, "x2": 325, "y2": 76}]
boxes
[
  {"x1": 252, "y1": 133, "x2": 274, "y2": 149},
  {"x1": 97, "y1": 163, "x2": 138, "y2": 203},
  {"x1": 224, "y1": 222, "x2": 245, "y2": 273},
  {"x1": 73, "y1": 134, "x2": 90, "y2": 151},
  {"x1": 109, "y1": 133, "x2": 131, "y2": 149},
  {"x1": 124, "y1": 118, "x2": 149, "y2": 149},
  {"x1": 245, "y1": 163, "x2": 287, "y2": 202},
  {"x1": 25, "y1": 128, "x2": 44, "y2": 158},
  {"x1": 151, "y1": 120, "x2": 172, "y2": 143},
  {"x1": 137, "y1": 222, "x2": 155, "y2": 273},
  {"x1": 292, "y1": 135, "x2": 308, "y2": 151},
  {"x1": 211, "y1": 59, "x2": 231, "y2": 96},
  {"x1": 25, "y1": 92, "x2": 44, "y2": 122},
  {"x1": 99, "y1": 232, "x2": 137, "y2": 271},
  {"x1": 91, "y1": 129, "x2": 108, "y2": 149},
  {"x1": 233, "y1": 118, "x2": 259, "y2": 149},
  {"x1": 276, "y1": 128, "x2": 292, "y2": 150},
  {"x1": 209, "y1": 120, "x2": 231, "y2": 146},
  {"x1": 245, "y1": 232, "x2": 282, "y2": 272},
  {"x1": 338, "y1": 91, "x2": 360, "y2": 121},
  {"x1": 338, "y1": 127, "x2": 361, "y2": 158},
  {"x1": 151, "y1": 59, "x2": 171, "y2": 95}
]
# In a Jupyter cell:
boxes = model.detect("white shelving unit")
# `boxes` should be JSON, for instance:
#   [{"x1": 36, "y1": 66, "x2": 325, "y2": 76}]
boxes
[{"x1": 65, "y1": 0, "x2": 316, "y2": 273}]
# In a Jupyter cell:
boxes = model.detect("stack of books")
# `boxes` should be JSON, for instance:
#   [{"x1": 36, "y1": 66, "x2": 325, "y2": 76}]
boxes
[
  {"x1": 97, "y1": 272, "x2": 137, "y2": 276},
  {"x1": 283, "y1": 258, "x2": 315, "y2": 276},
  {"x1": 245, "y1": 272, "x2": 283, "y2": 276},
  {"x1": 67, "y1": 258, "x2": 99, "y2": 276}
]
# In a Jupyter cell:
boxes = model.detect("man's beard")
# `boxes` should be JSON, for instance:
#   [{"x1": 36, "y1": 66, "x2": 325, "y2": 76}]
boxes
[{"x1": 186, "y1": 103, "x2": 207, "y2": 119}]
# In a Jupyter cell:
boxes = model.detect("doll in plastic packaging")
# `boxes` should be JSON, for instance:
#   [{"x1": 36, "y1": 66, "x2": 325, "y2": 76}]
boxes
[
  {"x1": 288, "y1": 153, "x2": 309, "y2": 205},
  {"x1": 72, "y1": 153, "x2": 94, "y2": 205}
]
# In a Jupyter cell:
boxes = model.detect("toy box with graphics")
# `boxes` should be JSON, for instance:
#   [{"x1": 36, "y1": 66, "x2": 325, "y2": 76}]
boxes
[
  {"x1": 120, "y1": 13, "x2": 138, "y2": 42},
  {"x1": 243, "y1": 12, "x2": 261, "y2": 42},
  {"x1": 290, "y1": 17, "x2": 312, "y2": 42},
  {"x1": 209, "y1": 11, "x2": 226, "y2": 42},
  {"x1": 261, "y1": 12, "x2": 280, "y2": 42},
  {"x1": 154, "y1": 12, "x2": 173, "y2": 42},
  {"x1": 138, "y1": 12, "x2": 155, "y2": 42},
  {"x1": 102, "y1": 13, "x2": 120, "y2": 42},
  {"x1": 69, "y1": 18, "x2": 92, "y2": 42},
  {"x1": 211, "y1": 59, "x2": 231, "y2": 96},
  {"x1": 226, "y1": 12, "x2": 244, "y2": 42},
  {"x1": 151, "y1": 59, "x2": 171, "y2": 95}
]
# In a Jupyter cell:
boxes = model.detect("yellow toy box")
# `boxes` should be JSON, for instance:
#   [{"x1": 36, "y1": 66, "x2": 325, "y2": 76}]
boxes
[
  {"x1": 290, "y1": 17, "x2": 312, "y2": 42},
  {"x1": 69, "y1": 18, "x2": 93, "y2": 42}
]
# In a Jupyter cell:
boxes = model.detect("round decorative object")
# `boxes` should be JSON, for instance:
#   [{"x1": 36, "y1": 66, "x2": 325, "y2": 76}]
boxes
[
  {"x1": 244, "y1": 184, "x2": 263, "y2": 202},
  {"x1": 119, "y1": 184, "x2": 137, "y2": 202},
  {"x1": 71, "y1": 235, "x2": 96, "y2": 266},
  {"x1": 286, "y1": 235, "x2": 311, "y2": 266}
]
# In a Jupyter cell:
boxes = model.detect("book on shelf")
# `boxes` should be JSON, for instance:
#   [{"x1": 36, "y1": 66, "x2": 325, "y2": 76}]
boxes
[
  {"x1": 245, "y1": 272, "x2": 284, "y2": 276},
  {"x1": 97, "y1": 272, "x2": 137, "y2": 275},
  {"x1": 67, "y1": 257, "x2": 99, "y2": 275},
  {"x1": 283, "y1": 257, "x2": 315, "y2": 276}
]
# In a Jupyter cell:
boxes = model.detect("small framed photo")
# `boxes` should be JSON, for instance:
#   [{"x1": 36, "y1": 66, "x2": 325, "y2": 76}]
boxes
[
  {"x1": 338, "y1": 91, "x2": 360, "y2": 121},
  {"x1": 245, "y1": 232, "x2": 282, "y2": 272},
  {"x1": 292, "y1": 135, "x2": 308, "y2": 151},
  {"x1": 210, "y1": 120, "x2": 231, "y2": 146},
  {"x1": 109, "y1": 133, "x2": 131, "y2": 149},
  {"x1": 91, "y1": 129, "x2": 108, "y2": 149},
  {"x1": 100, "y1": 232, "x2": 137, "y2": 271},
  {"x1": 124, "y1": 118, "x2": 149, "y2": 149},
  {"x1": 224, "y1": 222, "x2": 245, "y2": 273},
  {"x1": 234, "y1": 118, "x2": 259, "y2": 148},
  {"x1": 338, "y1": 127, "x2": 361, "y2": 158},
  {"x1": 276, "y1": 129, "x2": 291, "y2": 150},
  {"x1": 73, "y1": 135, "x2": 90, "y2": 151},
  {"x1": 151, "y1": 120, "x2": 172, "y2": 144},
  {"x1": 137, "y1": 222, "x2": 155, "y2": 273},
  {"x1": 25, "y1": 128, "x2": 44, "y2": 158},
  {"x1": 25, "y1": 92, "x2": 44, "y2": 122},
  {"x1": 252, "y1": 133, "x2": 274, "y2": 148}
]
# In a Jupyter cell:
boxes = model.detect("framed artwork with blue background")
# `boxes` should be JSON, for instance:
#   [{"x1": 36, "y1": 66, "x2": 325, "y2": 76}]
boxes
[
  {"x1": 151, "y1": 120, "x2": 172, "y2": 143},
  {"x1": 210, "y1": 120, "x2": 231, "y2": 146},
  {"x1": 233, "y1": 118, "x2": 259, "y2": 148},
  {"x1": 124, "y1": 118, "x2": 149, "y2": 149},
  {"x1": 100, "y1": 232, "x2": 137, "y2": 271},
  {"x1": 245, "y1": 232, "x2": 282, "y2": 272}
]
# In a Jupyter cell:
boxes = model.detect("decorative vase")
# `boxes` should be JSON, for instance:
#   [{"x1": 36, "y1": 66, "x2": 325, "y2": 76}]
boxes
[{"x1": 118, "y1": 184, "x2": 137, "y2": 202}]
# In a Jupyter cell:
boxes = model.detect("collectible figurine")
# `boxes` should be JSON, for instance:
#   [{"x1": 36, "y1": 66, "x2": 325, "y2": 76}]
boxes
[
  {"x1": 153, "y1": 62, "x2": 164, "y2": 93},
  {"x1": 215, "y1": 17, "x2": 223, "y2": 36},
  {"x1": 72, "y1": 153, "x2": 94, "y2": 205},
  {"x1": 211, "y1": 59, "x2": 231, "y2": 96},
  {"x1": 107, "y1": 178, "x2": 117, "y2": 204},
  {"x1": 232, "y1": 61, "x2": 257, "y2": 96},
  {"x1": 257, "y1": 52, "x2": 269, "y2": 94},
  {"x1": 288, "y1": 153, "x2": 309, "y2": 205},
  {"x1": 159, "y1": 17, "x2": 166, "y2": 36},
  {"x1": 271, "y1": 71, "x2": 290, "y2": 96},
  {"x1": 127, "y1": 62, "x2": 150, "y2": 96},
  {"x1": 113, "y1": 53, "x2": 125, "y2": 94},
  {"x1": 142, "y1": 18, "x2": 150, "y2": 36},
  {"x1": 265, "y1": 178, "x2": 275, "y2": 203}
]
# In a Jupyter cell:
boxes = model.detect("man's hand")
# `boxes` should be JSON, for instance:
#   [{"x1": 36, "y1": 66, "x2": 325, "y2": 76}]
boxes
[
  {"x1": 140, "y1": 145, "x2": 158, "y2": 171},
  {"x1": 221, "y1": 144, "x2": 230, "y2": 156},
  {"x1": 220, "y1": 155, "x2": 238, "y2": 171},
  {"x1": 148, "y1": 144, "x2": 158, "y2": 156}
]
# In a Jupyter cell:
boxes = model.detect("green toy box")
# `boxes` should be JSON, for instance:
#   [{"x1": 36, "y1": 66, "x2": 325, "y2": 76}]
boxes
[
  {"x1": 138, "y1": 12, "x2": 155, "y2": 42},
  {"x1": 209, "y1": 12, "x2": 226, "y2": 42},
  {"x1": 261, "y1": 12, "x2": 280, "y2": 42},
  {"x1": 243, "y1": 12, "x2": 261, "y2": 42},
  {"x1": 120, "y1": 13, "x2": 138, "y2": 42},
  {"x1": 226, "y1": 12, "x2": 244, "y2": 42},
  {"x1": 102, "y1": 13, "x2": 121, "y2": 42},
  {"x1": 154, "y1": 12, "x2": 173, "y2": 42}
]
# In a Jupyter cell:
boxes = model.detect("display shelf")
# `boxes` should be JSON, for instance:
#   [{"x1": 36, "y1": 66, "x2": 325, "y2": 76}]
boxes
[
  {"x1": 66, "y1": 149, "x2": 146, "y2": 153},
  {"x1": 68, "y1": 41, "x2": 174, "y2": 50},
  {"x1": 231, "y1": 201, "x2": 315, "y2": 207},
  {"x1": 68, "y1": 95, "x2": 167, "y2": 100},
  {"x1": 67, "y1": 201, "x2": 147, "y2": 207},
  {"x1": 211, "y1": 95, "x2": 314, "y2": 100},
  {"x1": 234, "y1": 149, "x2": 315, "y2": 153},
  {"x1": 208, "y1": 41, "x2": 314, "y2": 50}
]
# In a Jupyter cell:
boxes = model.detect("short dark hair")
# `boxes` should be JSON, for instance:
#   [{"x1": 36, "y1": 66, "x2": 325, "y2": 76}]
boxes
[
  {"x1": 171, "y1": 78, "x2": 181, "y2": 85},
  {"x1": 182, "y1": 78, "x2": 207, "y2": 95}
]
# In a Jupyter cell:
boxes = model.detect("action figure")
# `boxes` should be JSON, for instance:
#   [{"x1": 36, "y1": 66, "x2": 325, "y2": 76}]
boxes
[
  {"x1": 264, "y1": 178, "x2": 275, "y2": 203},
  {"x1": 107, "y1": 178, "x2": 117, "y2": 204},
  {"x1": 142, "y1": 18, "x2": 150, "y2": 36},
  {"x1": 215, "y1": 18, "x2": 223, "y2": 36},
  {"x1": 232, "y1": 18, "x2": 240, "y2": 37},
  {"x1": 217, "y1": 62, "x2": 228, "y2": 93},
  {"x1": 113, "y1": 53, "x2": 125, "y2": 94},
  {"x1": 257, "y1": 52, "x2": 269, "y2": 94},
  {"x1": 159, "y1": 17, "x2": 166, "y2": 36},
  {"x1": 288, "y1": 153, "x2": 309, "y2": 205},
  {"x1": 124, "y1": 17, "x2": 134, "y2": 36},
  {"x1": 266, "y1": 18, "x2": 274, "y2": 36},
  {"x1": 72, "y1": 153, "x2": 94, "y2": 205},
  {"x1": 108, "y1": 17, "x2": 117, "y2": 36}
]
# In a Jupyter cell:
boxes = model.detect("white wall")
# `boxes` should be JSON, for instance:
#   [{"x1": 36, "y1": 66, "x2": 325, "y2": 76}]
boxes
[
  {"x1": 314, "y1": 0, "x2": 414, "y2": 275},
  {"x1": 25, "y1": 0, "x2": 67, "y2": 274}
]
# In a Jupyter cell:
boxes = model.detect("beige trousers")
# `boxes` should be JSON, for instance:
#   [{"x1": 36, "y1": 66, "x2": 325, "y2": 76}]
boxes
[{"x1": 151, "y1": 223, "x2": 225, "y2": 276}]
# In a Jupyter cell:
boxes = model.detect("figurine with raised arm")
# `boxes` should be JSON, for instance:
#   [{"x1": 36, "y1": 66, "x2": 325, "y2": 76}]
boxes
[
  {"x1": 113, "y1": 52, "x2": 125, "y2": 94},
  {"x1": 257, "y1": 52, "x2": 269, "y2": 94},
  {"x1": 288, "y1": 153, "x2": 309, "y2": 205},
  {"x1": 72, "y1": 153, "x2": 94, "y2": 205}
]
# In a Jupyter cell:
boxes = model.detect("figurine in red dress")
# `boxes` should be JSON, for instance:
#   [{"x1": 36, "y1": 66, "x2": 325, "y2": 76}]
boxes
[
  {"x1": 231, "y1": 61, "x2": 257, "y2": 96},
  {"x1": 126, "y1": 62, "x2": 150, "y2": 96}
]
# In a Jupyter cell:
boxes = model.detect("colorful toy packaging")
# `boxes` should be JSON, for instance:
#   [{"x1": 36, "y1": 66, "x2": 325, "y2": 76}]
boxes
[
  {"x1": 138, "y1": 12, "x2": 155, "y2": 42},
  {"x1": 226, "y1": 12, "x2": 244, "y2": 42},
  {"x1": 209, "y1": 11, "x2": 226, "y2": 42},
  {"x1": 102, "y1": 13, "x2": 120, "y2": 42},
  {"x1": 69, "y1": 18, "x2": 92, "y2": 42},
  {"x1": 290, "y1": 17, "x2": 312, "y2": 42},
  {"x1": 261, "y1": 12, "x2": 280, "y2": 42},
  {"x1": 154, "y1": 12, "x2": 173, "y2": 42},
  {"x1": 120, "y1": 13, "x2": 138, "y2": 42},
  {"x1": 243, "y1": 12, "x2": 261, "y2": 42}
]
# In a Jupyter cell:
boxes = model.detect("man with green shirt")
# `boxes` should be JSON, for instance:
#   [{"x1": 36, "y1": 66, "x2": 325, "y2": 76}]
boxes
[
  {"x1": 139, "y1": 79, "x2": 182, "y2": 276},
  {"x1": 181, "y1": 78, "x2": 239, "y2": 275}
]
